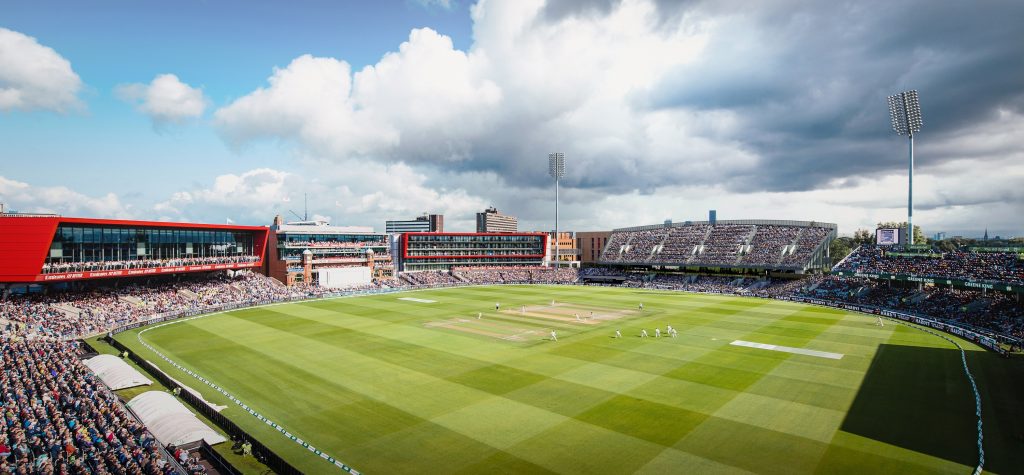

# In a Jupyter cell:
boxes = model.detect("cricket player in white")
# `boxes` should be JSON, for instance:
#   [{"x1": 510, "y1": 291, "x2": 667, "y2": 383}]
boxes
[
  {"x1": 639, "y1": 303, "x2": 643, "y2": 311},
  {"x1": 641, "y1": 329, "x2": 649, "y2": 338},
  {"x1": 550, "y1": 330, "x2": 558, "y2": 341},
  {"x1": 666, "y1": 324, "x2": 673, "y2": 334},
  {"x1": 496, "y1": 302, "x2": 500, "y2": 311},
  {"x1": 522, "y1": 305, "x2": 526, "y2": 314},
  {"x1": 877, "y1": 316, "x2": 884, "y2": 327},
  {"x1": 575, "y1": 313, "x2": 581, "y2": 321},
  {"x1": 655, "y1": 328, "x2": 661, "y2": 338},
  {"x1": 615, "y1": 329, "x2": 622, "y2": 338},
  {"x1": 477, "y1": 312, "x2": 482, "y2": 320},
  {"x1": 671, "y1": 328, "x2": 678, "y2": 337},
  {"x1": 551, "y1": 300, "x2": 556, "y2": 306}
]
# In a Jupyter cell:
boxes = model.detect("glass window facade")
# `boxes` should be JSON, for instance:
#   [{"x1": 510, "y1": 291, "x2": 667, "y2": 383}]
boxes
[
  {"x1": 402, "y1": 234, "x2": 546, "y2": 271},
  {"x1": 43, "y1": 224, "x2": 257, "y2": 272}
]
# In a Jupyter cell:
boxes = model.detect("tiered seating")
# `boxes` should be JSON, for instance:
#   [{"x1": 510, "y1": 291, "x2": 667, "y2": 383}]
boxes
[
  {"x1": 740, "y1": 226, "x2": 801, "y2": 265},
  {"x1": 699, "y1": 225, "x2": 754, "y2": 265},
  {"x1": 793, "y1": 275, "x2": 1023, "y2": 339},
  {"x1": 835, "y1": 246, "x2": 1024, "y2": 285},
  {"x1": 0, "y1": 273, "x2": 300, "y2": 339},
  {"x1": 654, "y1": 225, "x2": 709, "y2": 263},
  {"x1": 599, "y1": 232, "x2": 629, "y2": 262},
  {"x1": 781, "y1": 227, "x2": 831, "y2": 266},
  {"x1": 602, "y1": 223, "x2": 832, "y2": 268},
  {"x1": 620, "y1": 230, "x2": 667, "y2": 262},
  {"x1": 0, "y1": 337, "x2": 183, "y2": 474}
]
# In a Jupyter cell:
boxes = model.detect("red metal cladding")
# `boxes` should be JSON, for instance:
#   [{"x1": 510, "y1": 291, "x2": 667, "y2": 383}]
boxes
[{"x1": 0, "y1": 216, "x2": 269, "y2": 283}]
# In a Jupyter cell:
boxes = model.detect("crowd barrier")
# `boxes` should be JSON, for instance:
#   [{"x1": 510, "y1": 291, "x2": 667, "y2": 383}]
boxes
[
  {"x1": 105, "y1": 336, "x2": 305, "y2": 475},
  {"x1": 76, "y1": 339, "x2": 190, "y2": 475}
]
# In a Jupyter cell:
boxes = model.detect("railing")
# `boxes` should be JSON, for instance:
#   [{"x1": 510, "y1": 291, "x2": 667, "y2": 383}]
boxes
[
  {"x1": 76, "y1": 339, "x2": 190, "y2": 475},
  {"x1": 105, "y1": 336, "x2": 304, "y2": 475},
  {"x1": 198, "y1": 440, "x2": 243, "y2": 475}
]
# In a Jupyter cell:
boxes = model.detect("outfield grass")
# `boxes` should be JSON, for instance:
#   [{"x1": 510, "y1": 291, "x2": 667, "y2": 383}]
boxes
[{"x1": 115, "y1": 285, "x2": 1024, "y2": 474}]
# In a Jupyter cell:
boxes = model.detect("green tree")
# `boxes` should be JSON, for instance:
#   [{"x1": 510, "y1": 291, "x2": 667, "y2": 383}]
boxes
[
  {"x1": 829, "y1": 237, "x2": 853, "y2": 265},
  {"x1": 852, "y1": 229, "x2": 874, "y2": 246},
  {"x1": 876, "y1": 222, "x2": 925, "y2": 245}
]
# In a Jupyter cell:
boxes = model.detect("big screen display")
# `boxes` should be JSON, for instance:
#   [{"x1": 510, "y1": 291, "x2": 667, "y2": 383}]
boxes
[{"x1": 876, "y1": 228, "x2": 901, "y2": 245}]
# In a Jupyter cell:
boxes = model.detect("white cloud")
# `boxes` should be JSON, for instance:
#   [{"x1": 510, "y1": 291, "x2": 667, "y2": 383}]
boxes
[
  {"x1": 207, "y1": 0, "x2": 1023, "y2": 236},
  {"x1": 0, "y1": 27, "x2": 83, "y2": 112},
  {"x1": 414, "y1": 0, "x2": 455, "y2": 10},
  {"x1": 154, "y1": 168, "x2": 295, "y2": 222},
  {"x1": 0, "y1": 176, "x2": 132, "y2": 218},
  {"x1": 116, "y1": 73, "x2": 207, "y2": 126},
  {"x1": 214, "y1": 3, "x2": 711, "y2": 186},
  {"x1": 152, "y1": 162, "x2": 489, "y2": 230}
]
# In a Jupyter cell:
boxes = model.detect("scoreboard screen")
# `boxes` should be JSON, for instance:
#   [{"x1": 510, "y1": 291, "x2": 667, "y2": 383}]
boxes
[{"x1": 876, "y1": 228, "x2": 901, "y2": 246}]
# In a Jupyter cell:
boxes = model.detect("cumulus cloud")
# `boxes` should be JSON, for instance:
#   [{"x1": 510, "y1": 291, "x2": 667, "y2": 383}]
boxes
[
  {"x1": 0, "y1": 176, "x2": 132, "y2": 218},
  {"x1": 154, "y1": 168, "x2": 296, "y2": 222},
  {"x1": 208, "y1": 0, "x2": 1022, "y2": 235},
  {"x1": 153, "y1": 163, "x2": 490, "y2": 230},
  {"x1": 116, "y1": 74, "x2": 207, "y2": 126},
  {"x1": 0, "y1": 27, "x2": 83, "y2": 112}
]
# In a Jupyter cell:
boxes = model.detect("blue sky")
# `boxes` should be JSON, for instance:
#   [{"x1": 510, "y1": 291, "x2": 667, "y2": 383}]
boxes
[
  {"x1": 1, "y1": 0, "x2": 1022, "y2": 237},
  {"x1": 1, "y1": 0, "x2": 472, "y2": 197}
]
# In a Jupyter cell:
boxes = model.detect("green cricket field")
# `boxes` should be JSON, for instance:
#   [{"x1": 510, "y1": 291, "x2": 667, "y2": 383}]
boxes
[{"x1": 115, "y1": 285, "x2": 1024, "y2": 474}]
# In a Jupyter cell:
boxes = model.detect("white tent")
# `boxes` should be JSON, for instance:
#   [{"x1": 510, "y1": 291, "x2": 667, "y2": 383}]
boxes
[
  {"x1": 127, "y1": 391, "x2": 227, "y2": 446},
  {"x1": 85, "y1": 354, "x2": 152, "y2": 390}
]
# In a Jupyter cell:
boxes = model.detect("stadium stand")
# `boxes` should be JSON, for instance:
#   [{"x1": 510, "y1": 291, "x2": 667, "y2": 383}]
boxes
[
  {"x1": 1, "y1": 272, "x2": 297, "y2": 339},
  {"x1": 656, "y1": 224, "x2": 710, "y2": 263},
  {"x1": 794, "y1": 275, "x2": 1023, "y2": 340},
  {"x1": 0, "y1": 336, "x2": 190, "y2": 474},
  {"x1": 834, "y1": 246, "x2": 1024, "y2": 285},
  {"x1": 600, "y1": 221, "x2": 835, "y2": 270}
]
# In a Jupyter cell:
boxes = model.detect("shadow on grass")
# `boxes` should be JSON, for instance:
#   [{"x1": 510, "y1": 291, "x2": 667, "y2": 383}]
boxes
[{"x1": 841, "y1": 344, "x2": 982, "y2": 470}]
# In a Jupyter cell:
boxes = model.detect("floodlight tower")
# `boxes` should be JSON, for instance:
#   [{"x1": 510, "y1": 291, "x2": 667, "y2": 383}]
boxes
[
  {"x1": 887, "y1": 90, "x2": 923, "y2": 245},
  {"x1": 548, "y1": 152, "x2": 565, "y2": 267}
]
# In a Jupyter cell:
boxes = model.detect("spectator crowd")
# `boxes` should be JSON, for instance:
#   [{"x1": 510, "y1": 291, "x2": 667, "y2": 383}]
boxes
[
  {"x1": 600, "y1": 223, "x2": 832, "y2": 269},
  {"x1": 42, "y1": 255, "x2": 260, "y2": 274},
  {"x1": 834, "y1": 246, "x2": 1024, "y2": 285},
  {"x1": 0, "y1": 336, "x2": 184, "y2": 474}
]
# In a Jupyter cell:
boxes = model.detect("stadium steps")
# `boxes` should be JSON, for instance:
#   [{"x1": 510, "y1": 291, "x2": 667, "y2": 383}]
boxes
[
  {"x1": 907, "y1": 291, "x2": 929, "y2": 304},
  {"x1": 964, "y1": 299, "x2": 990, "y2": 312},
  {"x1": 687, "y1": 227, "x2": 714, "y2": 264},
  {"x1": 777, "y1": 227, "x2": 805, "y2": 266},
  {"x1": 120, "y1": 295, "x2": 148, "y2": 307},
  {"x1": 178, "y1": 289, "x2": 200, "y2": 300},
  {"x1": 733, "y1": 225, "x2": 757, "y2": 265},
  {"x1": 53, "y1": 303, "x2": 82, "y2": 318},
  {"x1": 832, "y1": 245, "x2": 861, "y2": 271}
]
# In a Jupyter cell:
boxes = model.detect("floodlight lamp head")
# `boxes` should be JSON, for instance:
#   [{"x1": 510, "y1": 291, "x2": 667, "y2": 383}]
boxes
[
  {"x1": 887, "y1": 90, "x2": 923, "y2": 136},
  {"x1": 548, "y1": 152, "x2": 565, "y2": 179}
]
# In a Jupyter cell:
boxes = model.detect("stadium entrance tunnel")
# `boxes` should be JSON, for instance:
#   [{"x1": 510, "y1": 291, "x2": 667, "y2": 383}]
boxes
[{"x1": 837, "y1": 344, "x2": 981, "y2": 471}]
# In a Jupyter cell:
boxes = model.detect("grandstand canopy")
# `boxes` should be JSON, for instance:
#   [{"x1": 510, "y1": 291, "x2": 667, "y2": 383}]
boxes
[
  {"x1": 85, "y1": 354, "x2": 153, "y2": 390},
  {"x1": 127, "y1": 391, "x2": 227, "y2": 446}
]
